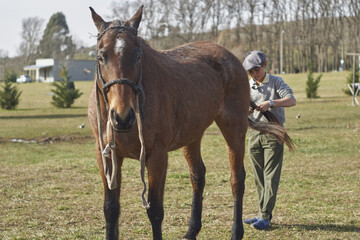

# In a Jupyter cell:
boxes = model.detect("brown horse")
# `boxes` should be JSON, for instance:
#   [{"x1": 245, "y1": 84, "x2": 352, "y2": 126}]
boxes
[{"x1": 88, "y1": 6, "x2": 292, "y2": 240}]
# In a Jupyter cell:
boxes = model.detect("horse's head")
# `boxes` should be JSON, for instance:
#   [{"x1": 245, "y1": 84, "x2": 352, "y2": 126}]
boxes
[{"x1": 90, "y1": 6, "x2": 144, "y2": 132}]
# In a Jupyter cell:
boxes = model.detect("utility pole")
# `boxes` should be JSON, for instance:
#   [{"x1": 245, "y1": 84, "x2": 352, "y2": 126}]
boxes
[
  {"x1": 341, "y1": 42, "x2": 344, "y2": 71},
  {"x1": 280, "y1": 30, "x2": 284, "y2": 74}
]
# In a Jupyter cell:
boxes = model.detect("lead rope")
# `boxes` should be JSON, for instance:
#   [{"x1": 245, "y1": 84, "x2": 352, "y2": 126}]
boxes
[
  {"x1": 96, "y1": 85, "x2": 117, "y2": 190},
  {"x1": 135, "y1": 94, "x2": 150, "y2": 209},
  {"x1": 104, "y1": 120, "x2": 118, "y2": 190},
  {"x1": 95, "y1": 67, "x2": 150, "y2": 208}
]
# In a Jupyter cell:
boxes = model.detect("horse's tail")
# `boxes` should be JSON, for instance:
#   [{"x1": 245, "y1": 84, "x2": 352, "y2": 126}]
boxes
[{"x1": 248, "y1": 118, "x2": 295, "y2": 152}]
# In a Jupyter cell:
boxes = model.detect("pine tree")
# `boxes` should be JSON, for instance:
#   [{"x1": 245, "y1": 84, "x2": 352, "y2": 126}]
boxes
[
  {"x1": 39, "y1": 12, "x2": 75, "y2": 59},
  {"x1": 4, "y1": 70, "x2": 18, "y2": 83},
  {"x1": 343, "y1": 66, "x2": 359, "y2": 96},
  {"x1": 306, "y1": 66, "x2": 322, "y2": 99},
  {"x1": 0, "y1": 79, "x2": 22, "y2": 110},
  {"x1": 51, "y1": 66, "x2": 83, "y2": 108}
]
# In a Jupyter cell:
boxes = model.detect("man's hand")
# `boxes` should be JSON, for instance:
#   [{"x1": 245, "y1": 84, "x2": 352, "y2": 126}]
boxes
[
  {"x1": 256, "y1": 101, "x2": 271, "y2": 112},
  {"x1": 249, "y1": 107, "x2": 254, "y2": 115}
]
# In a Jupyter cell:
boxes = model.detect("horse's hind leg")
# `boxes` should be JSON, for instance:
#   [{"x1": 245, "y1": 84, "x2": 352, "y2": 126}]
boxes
[
  {"x1": 216, "y1": 113, "x2": 248, "y2": 240},
  {"x1": 182, "y1": 138, "x2": 206, "y2": 240}
]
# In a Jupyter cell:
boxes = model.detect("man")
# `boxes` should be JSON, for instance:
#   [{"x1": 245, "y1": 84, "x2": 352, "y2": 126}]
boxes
[{"x1": 243, "y1": 50, "x2": 296, "y2": 230}]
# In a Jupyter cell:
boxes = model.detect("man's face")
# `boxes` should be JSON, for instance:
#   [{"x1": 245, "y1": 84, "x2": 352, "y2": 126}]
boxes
[{"x1": 248, "y1": 66, "x2": 266, "y2": 81}]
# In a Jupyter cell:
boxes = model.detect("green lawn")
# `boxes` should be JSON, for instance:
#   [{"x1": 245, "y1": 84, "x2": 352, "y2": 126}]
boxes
[{"x1": 0, "y1": 71, "x2": 359, "y2": 239}]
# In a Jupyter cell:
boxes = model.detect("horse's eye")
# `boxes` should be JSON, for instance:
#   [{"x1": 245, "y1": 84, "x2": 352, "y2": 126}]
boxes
[{"x1": 97, "y1": 50, "x2": 107, "y2": 63}]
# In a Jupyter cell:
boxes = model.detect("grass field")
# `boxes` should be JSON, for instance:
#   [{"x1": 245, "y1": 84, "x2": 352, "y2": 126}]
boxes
[{"x1": 0, "y1": 71, "x2": 359, "y2": 239}]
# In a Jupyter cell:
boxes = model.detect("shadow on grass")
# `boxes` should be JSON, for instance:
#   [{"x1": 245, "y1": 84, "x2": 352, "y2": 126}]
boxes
[
  {"x1": 1, "y1": 114, "x2": 87, "y2": 120},
  {"x1": 271, "y1": 223, "x2": 360, "y2": 233}
]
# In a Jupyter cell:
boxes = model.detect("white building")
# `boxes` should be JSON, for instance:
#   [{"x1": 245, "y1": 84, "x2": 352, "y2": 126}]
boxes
[{"x1": 24, "y1": 58, "x2": 95, "y2": 82}]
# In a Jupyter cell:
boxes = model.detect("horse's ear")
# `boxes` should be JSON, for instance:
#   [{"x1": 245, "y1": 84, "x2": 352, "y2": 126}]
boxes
[
  {"x1": 129, "y1": 5, "x2": 144, "y2": 30},
  {"x1": 90, "y1": 7, "x2": 105, "y2": 31}
]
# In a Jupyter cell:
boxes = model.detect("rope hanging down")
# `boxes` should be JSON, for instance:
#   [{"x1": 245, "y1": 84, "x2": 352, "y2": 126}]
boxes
[{"x1": 95, "y1": 24, "x2": 149, "y2": 209}]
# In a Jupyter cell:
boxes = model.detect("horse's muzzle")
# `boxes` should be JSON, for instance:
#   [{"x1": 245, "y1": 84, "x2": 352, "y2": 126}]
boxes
[{"x1": 110, "y1": 108, "x2": 136, "y2": 132}]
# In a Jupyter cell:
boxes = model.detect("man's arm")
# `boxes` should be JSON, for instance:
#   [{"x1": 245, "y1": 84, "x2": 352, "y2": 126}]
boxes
[{"x1": 256, "y1": 97, "x2": 296, "y2": 112}]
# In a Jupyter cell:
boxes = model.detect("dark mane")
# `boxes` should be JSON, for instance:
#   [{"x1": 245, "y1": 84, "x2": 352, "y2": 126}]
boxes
[{"x1": 138, "y1": 37, "x2": 151, "y2": 48}]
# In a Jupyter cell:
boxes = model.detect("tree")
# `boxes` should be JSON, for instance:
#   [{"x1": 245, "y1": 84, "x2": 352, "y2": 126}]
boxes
[
  {"x1": 244, "y1": 0, "x2": 259, "y2": 50},
  {"x1": 343, "y1": 65, "x2": 359, "y2": 96},
  {"x1": 4, "y1": 70, "x2": 17, "y2": 83},
  {"x1": 174, "y1": 0, "x2": 203, "y2": 43},
  {"x1": 344, "y1": 0, "x2": 360, "y2": 53},
  {"x1": 110, "y1": 0, "x2": 138, "y2": 19},
  {"x1": 51, "y1": 66, "x2": 83, "y2": 108},
  {"x1": 306, "y1": 66, "x2": 322, "y2": 99},
  {"x1": 0, "y1": 50, "x2": 9, "y2": 80},
  {"x1": 0, "y1": 78, "x2": 22, "y2": 110},
  {"x1": 18, "y1": 17, "x2": 44, "y2": 65},
  {"x1": 39, "y1": 12, "x2": 75, "y2": 59},
  {"x1": 106, "y1": 0, "x2": 359, "y2": 73}
]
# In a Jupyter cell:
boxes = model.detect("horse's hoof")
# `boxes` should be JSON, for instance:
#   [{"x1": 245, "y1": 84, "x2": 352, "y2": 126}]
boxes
[{"x1": 183, "y1": 234, "x2": 196, "y2": 240}]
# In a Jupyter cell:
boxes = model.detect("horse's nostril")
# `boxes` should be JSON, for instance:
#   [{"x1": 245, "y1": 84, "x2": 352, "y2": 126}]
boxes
[
  {"x1": 110, "y1": 109, "x2": 136, "y2": 132},
  {"x1": 109, "y1": 109, "x2": 119, "y2": 127},
  {"x1": 125, "y1": 109, "x2": 135, "y2": 124},
  {"x1": 115, "y1": 111, "x2": 122, "y2": 126}
]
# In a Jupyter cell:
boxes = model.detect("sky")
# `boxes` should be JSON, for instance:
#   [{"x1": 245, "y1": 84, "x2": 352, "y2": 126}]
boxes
[{"x1": 0, "y1": 0, "x2": 118, "y2": 57}]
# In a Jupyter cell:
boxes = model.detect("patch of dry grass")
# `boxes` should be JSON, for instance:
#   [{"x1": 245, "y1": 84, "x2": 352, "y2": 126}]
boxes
[{"x1": 1, "y1": 72, "x2": 360, "y2": 239}]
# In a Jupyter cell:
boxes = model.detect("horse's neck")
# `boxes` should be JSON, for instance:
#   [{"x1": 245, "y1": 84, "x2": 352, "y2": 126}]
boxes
[
  {"x1": 139, "y1": 38, "x2": 160, "y2": 59},
  {"x1": 139, "y1": 38, "x2": 167, "y2": 76}
]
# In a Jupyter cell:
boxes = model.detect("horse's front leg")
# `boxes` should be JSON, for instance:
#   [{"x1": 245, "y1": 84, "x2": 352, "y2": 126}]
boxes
[
  {"x1": 182, "y1": 138, "x2": 206, "y2": 240},
  {"x1": 146, "y1": 148, "x2": 168, "y2": 240},
  {"x1": 96, "y1": 145, "x2": 123, "y2": 240},
  {"x1": 104, "y1": 185, "x2": 121, "y2": 240}
]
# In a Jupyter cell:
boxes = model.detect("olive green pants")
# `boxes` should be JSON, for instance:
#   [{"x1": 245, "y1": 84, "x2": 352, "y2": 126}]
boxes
[{"x1": 248, "y1": 129, "x2": 284, "y2": 221}]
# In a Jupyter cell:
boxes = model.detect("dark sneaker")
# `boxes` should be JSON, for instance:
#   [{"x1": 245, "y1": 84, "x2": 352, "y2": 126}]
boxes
[
  {"x1": 252, "y1": 219, "x2": 270, "y2": 230},
  {"x1": 243, "y1": 217, "x2": 259, "y2": 225}
]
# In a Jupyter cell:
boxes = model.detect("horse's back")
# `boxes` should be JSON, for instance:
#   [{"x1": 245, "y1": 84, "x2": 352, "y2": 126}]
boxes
[
  {"x1": 143, "y1": 41, "x2": 249, "y2": 150},
  {"x1": 163, "y1": 41, "x2": 245, "y2": 78},
  {"x1": 165, "y1": 41, "x2": 249, "y2": 105}
]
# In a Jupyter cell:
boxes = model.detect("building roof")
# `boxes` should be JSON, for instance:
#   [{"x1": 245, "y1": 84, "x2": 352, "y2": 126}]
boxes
[{"x1": 24, "y1": 64, "x2": 53, "y2": 70}]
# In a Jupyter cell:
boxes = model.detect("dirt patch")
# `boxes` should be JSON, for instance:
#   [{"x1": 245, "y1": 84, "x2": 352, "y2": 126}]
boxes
[
  {"x1": 1, "y1": 132, "x2": 219, "y2": 144},
  {"x1": 0, "y1": 135, "x2": 94, "y2": 144}
]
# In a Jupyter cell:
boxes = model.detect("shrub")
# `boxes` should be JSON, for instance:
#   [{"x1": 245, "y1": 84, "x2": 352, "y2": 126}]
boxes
[
  {"x1": 0, "y1": 79, "x2": 22, "y2": 110},
  {"x1": 343, "y1": 66, "x2": 359, "y2": 96},
  {"x1": 4, "y1": 70, "x2": 18, "y2": 83},
  {"x1": 306, "y1": 67, "x2": 322, "y2": 99},
  {"x1": 51, "y1": 66, "x2": 83, "y2": 108}
]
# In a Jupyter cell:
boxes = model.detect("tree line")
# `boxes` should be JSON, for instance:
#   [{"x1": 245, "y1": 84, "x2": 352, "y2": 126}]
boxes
[
  {"x1": 2, "y1": 0, "x2": 359, "y2": 76},
  {"x1": 112, "y1": 0, "x2": 360, "y2": 74}
]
